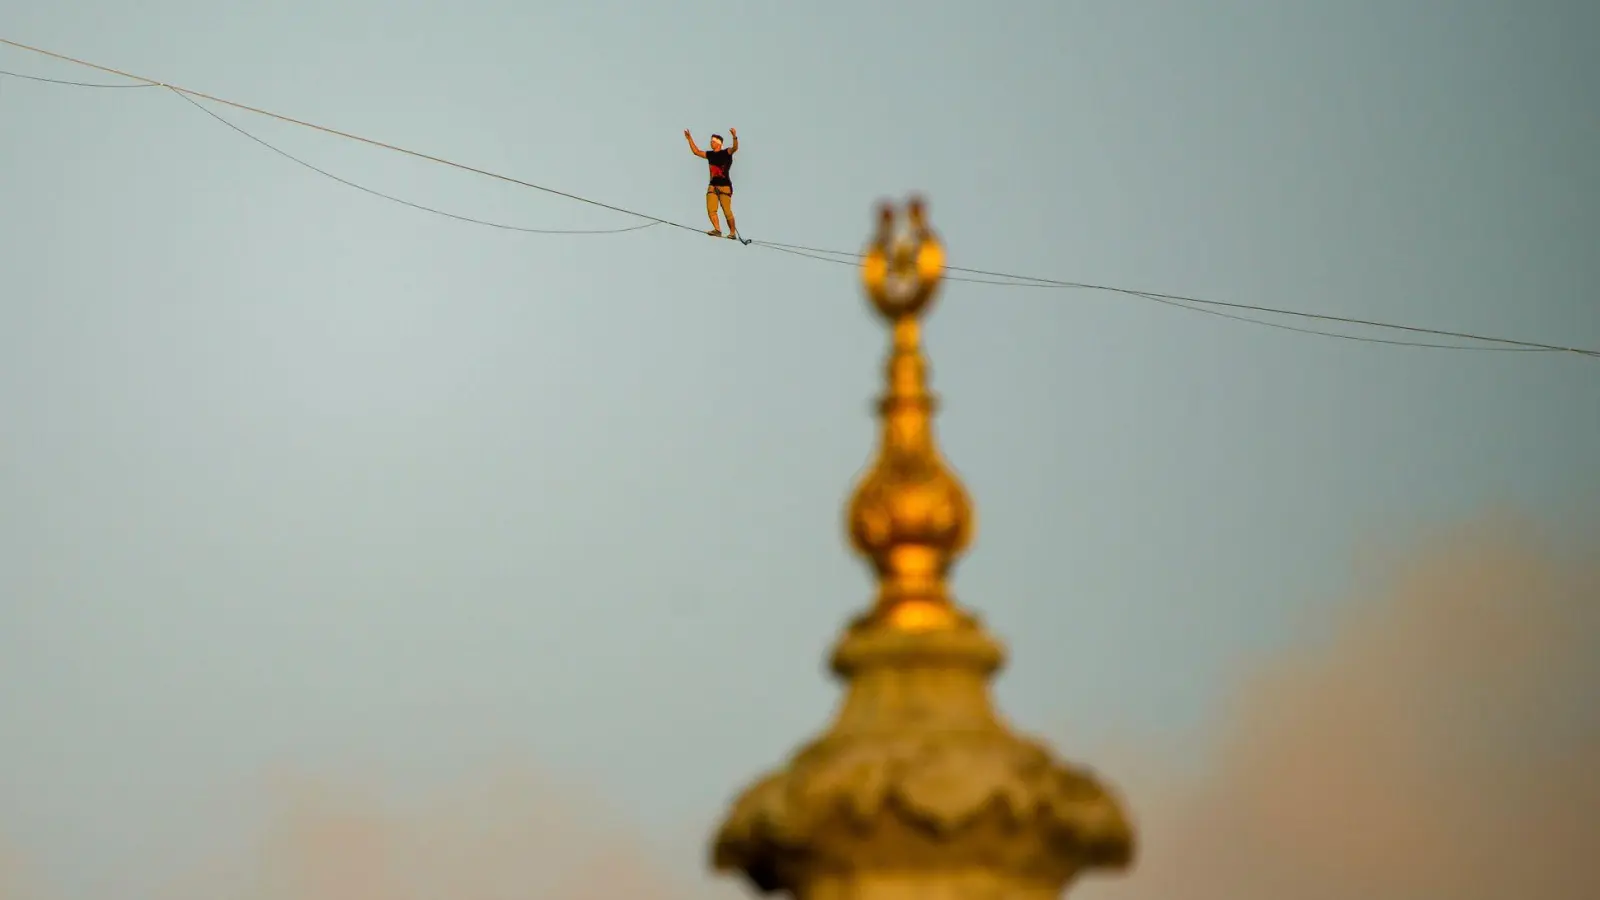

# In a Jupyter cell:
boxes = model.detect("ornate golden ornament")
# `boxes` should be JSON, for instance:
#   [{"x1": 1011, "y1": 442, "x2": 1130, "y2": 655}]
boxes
[
  {"x1": 848, "y1": 199, "x2": 973, "y2": 631},
  {"x1": 711, "y1": 200, "x2": 1135, "y2": 900}
]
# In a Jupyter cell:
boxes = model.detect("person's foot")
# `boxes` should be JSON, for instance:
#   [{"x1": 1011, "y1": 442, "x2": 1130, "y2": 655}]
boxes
[
  {"x1": 726, "y1": 232, "x2": 739, "y2": 240},
  {"x1": 707, "y1": 229, "x2": 723, "y2": 237}
]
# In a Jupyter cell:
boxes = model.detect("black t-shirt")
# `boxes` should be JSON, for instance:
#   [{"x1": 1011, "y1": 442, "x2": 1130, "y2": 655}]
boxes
[{"x1": 706, "y1": 148, "x2": 733, "y2": 186}]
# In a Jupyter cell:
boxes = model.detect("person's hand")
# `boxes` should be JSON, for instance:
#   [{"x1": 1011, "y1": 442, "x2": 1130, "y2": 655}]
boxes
[
  {"x1": 729, "y1": 127, "x2": 737, "y2": 138},
  {"x1": 683, "y1": 129, "x2": 692, "y2": 138}
]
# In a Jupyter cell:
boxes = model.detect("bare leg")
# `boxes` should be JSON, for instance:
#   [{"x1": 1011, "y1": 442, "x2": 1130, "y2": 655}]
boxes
[
  {"x1": 705, "y1": 191, "x2": 722, "y2": 234},
  {"x1": 717, "y1": 190, "x2": 737, "y2": 236}
]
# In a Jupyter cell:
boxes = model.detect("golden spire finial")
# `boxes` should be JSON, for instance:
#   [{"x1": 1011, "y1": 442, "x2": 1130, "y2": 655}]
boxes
[
  {"x1": 713, "y1": 197, "x2": 1135, "y2": 899},
  {"x1": 847, "y1": 197, "x2": 973, "y2": 633}
]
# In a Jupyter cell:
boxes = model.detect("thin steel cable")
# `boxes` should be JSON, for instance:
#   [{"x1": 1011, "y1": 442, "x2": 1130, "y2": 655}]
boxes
[
  {"x1": 0, "y1": 37, "x2": 700, "y2": 236},
  {"x1": 0, "y1": 67, "x2": 154, "y2": 88},
  {"x1": 169, "y1": 89, "x2": 656, "y2": 235},
  {"x1": 756, "y1": 243, "x2": 1550, "y2": 351},
  {"x1": 1124, "y1": 291, "x2": 1548, "y2": 351},
  {"x1": 752, "y1": 239, "x2": 1599, "y2": 357},
  {"x1": 4, "y1": 38, "x2": 1595, "y2": 358}
]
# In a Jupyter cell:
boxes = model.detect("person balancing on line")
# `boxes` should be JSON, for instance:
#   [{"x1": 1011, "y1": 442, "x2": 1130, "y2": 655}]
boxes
[{"x1": 684, "y1": 128, "x2": 743, "y2": 241}]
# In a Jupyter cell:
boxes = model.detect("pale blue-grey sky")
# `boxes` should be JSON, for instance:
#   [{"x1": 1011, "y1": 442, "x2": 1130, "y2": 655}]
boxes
[{"x1": 1, "y1": 2, "x2": 1596, "y2": 898}]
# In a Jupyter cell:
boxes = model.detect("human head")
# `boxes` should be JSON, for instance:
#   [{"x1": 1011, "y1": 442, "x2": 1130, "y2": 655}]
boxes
[{"x1": 710, "y1": 134, "x2": 724, "y2": 150}]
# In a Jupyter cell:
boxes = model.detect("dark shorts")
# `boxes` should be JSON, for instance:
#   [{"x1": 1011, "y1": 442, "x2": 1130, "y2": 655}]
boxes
[{"x1": 708, "y1": 179, "x2": 733, "y2": 193}]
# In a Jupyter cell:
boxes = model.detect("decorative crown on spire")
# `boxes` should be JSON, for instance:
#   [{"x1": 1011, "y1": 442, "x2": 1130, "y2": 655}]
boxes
[
  {"x1": 710, "y1": 199, "x2": 1135, "y2": 899},
  {"x1": 847, "y1": 198, "x2": 974, "y2": 633}
]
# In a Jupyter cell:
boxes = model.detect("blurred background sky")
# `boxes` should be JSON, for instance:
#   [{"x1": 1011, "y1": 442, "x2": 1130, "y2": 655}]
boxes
[{"x1": 1, "y1": 2, "x2": 1595, "y2": 898}]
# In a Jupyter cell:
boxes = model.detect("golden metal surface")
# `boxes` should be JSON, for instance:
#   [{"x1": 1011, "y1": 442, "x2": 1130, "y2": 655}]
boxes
[
  {"x1": 848, "y1": 199, "x2": 973, "y2": 630},
  {"x1": 711, "y1": 200, "x2": 1135, "y2": 900}
]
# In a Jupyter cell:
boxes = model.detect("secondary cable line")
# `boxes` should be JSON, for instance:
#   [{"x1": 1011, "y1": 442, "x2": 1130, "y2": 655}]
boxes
[
  {"x1": 0, "y1": 37, "x2": 700, "y2": 236},
  {"x1": 755, "y1": 242, "x2": 1549, "y2": 351},
  {"x1": 170, "y1": 90, "x2": 656, "y2": 235},
  {"x1": 755, "y1": 239, "x2": 1598, "y2": 357},
  {"x1": 0, "y1": 67, "x2": 154, "y2": 88},
  {"x1": 4, "y1": 38, "x2": 1596, "y2": 359}
]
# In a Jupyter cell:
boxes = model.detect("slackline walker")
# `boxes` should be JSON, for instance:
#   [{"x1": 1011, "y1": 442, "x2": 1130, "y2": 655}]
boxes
[{"x1": 685, "y1": 127, "x2": 750, "y2": 245}]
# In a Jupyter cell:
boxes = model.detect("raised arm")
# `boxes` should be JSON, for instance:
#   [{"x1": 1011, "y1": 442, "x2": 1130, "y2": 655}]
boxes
[
  {"x1": 729, "y1": 127, "x2": 739, "y2": 153},
  {"x1": 683, "y1": 129, "x2": 706, "y2": 158}
]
